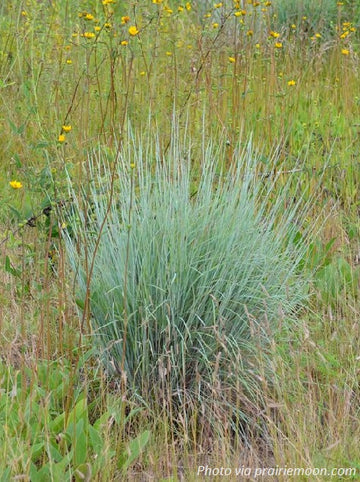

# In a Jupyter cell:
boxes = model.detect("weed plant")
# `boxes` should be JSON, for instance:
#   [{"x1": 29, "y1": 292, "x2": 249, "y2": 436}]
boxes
[{"x1": 64, "y1": 133, "x2": 314, "y2": 443}]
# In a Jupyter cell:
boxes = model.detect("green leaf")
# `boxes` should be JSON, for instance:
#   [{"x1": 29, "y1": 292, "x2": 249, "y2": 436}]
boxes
[
  {"x1": 33, "y1": 450, "x2": 74, "y2": 482},
  {"x1": 31, "y1": 441, "x2": 45, "y2": 462},
  {"x1": 74, "y1": 463, "x2": 92, "y2": 482},
  {"x1": 50, "y1": 463, "x2": 68, "y2": 482},
  {"x1": 75, "y1": 298, "x2": 85, "y2": 310},
  {"x1": 118, "y1": 430, "x2": 150, "y2": 472},
  {"x1": 89, "y1": 425, "x2": 103, "y2": 454},
  {"x1": 92, "y1": 410, "x2": 110, "y2": 431},
  {"x1": 0, "y1": 468, "x2": 11, "y2": 482},
  {"x1": 53, "y1": 447, "x2": 74, "y2": 473},
  {"x1": 29, "y1": 463, "x2": 42, "y2": 482},
  {"x1": 65, "y1": 398, "x2": 88, "y2": 431},
  {"x1": 13, "y1": 153, "x2": 22, "y2": 168},
  {"x1": 5, "y1": 255, "x2": 21, "y2": 278},
  {"x1": 7, "y1": 205, "x2": 21, "y2": 220},
  {"x1": 34, "y1": 141, "x2": 50, "y2": 149},
  {"x1": 74, "y1": 418, "x2": 87, "y2": 466},
  {"x1": 8, "y1": 120, "x2": 25, "y2": 135},
  {"x1": 324, "y1": 237, "x2": 336, "y2": 254},
  {"x1": 49, "y1": 411, "x2": 66, "y2": 434},
  {"x1": 47, "y1": 442, "x2": 63, "y2": 463},
  {"x1": 34, "y1": 464, "x2": 51, "y2": 482}
]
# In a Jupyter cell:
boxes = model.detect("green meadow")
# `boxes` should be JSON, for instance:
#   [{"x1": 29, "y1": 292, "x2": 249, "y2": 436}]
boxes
[{"x1": 1, "y1": 0, "x2": 360, "y2": 480}]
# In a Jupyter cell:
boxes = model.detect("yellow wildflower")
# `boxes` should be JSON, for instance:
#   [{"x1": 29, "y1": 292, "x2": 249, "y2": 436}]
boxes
[
  {"x1": 246, "y1": 30, "x2": 253, "y2": 36},
  {"x1": 228, "y1": 56, "x2": 236, "y2": 63},
  {"x1": 62, "y1": 125, "x2": 72, "y2": 133},
  {"x1": 185, "y1": 2, "x2": 191, "y2": 10},
  {"x1": 212, "y1": 23, "x2": 219, "y2": 28},
  {"x1": 275, "y1": 42, "x2": 282, "y2": 48},
  {"x1": 85, "y1": 13, "x2": 94, "y2": 20},
  {"x1": 66, "y1": 59, "x2": 72, "y2": 64},
  {"x1": 287, "y1": 80, "x2": 296, "y2": 86},
  {"x1": 58, "y1": 134, "x2": 66, "y2": 142},
  {"x1": 341, "y1": 48, "x2": 350, "y2": 55},
  {"x1": 128, "y1": 25, "x2": 139, "y2": 36},
  {"x1": 214, "y1": 2, "x2": 223, "y2": 7},
  {"x1": 121, "y1": 16, "x2": 130, "y2": 24},
  {"x1": 83, "y1": 32, "x2": 96, "y2": 39},
  {"x1": 315, "y1": 33, "x2": 321, "y2": 38},
  {"x1": 9, "y1": 180, "x2": 23, "y2": 189},
  {"x1": 121, "y1": 40, "x2": 128, "y2": 46}
]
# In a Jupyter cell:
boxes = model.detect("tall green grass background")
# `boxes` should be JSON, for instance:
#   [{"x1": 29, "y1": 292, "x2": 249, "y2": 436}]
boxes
[{"x1": 1, "y1": 0, "x2": 360, "y2": 479}]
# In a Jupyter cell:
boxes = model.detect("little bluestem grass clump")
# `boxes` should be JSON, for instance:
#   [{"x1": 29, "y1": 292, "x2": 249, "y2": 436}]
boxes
[{"x1": 64, "y1": 135, "x2": 314, "y2": 440}]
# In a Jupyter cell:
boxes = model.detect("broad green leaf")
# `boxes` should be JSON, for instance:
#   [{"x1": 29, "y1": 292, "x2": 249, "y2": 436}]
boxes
[
  {"x1": 53, "y1": 447, "x2": 74, "y2": 472},
  {"x1": 49, "y1": 411, "x2": 66, "y2": 434},
  {"x1": 88, "y1": 425, "x2": 103, "y2": 454},
  {"x1": 74, "y1": 418, "x2": 87, "y2": 466},
  {"x1": 118, "y1": 429, "x2": 150, "y2": 471},
  {"x1": 34, "y1": 464, "x2": 51, "y2": 482},
  {"x1": 29, "y1": 463, "x2": 42, "y2": 482},
  {"x1": 47, "y1": 442, "x2": 63, "y2": 463},
  {"x1": 65, "y1": 398, "x2": 88, "y2": 432},
  {"x1": 31, "y1": 441, "x2": 45, "y2": 462}
]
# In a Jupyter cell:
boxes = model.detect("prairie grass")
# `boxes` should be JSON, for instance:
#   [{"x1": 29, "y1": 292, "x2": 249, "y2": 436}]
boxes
[
  {"x1": 63, "y1": 133, "x2": 316, "y2": 447},
  {"x1": 0, "y1": 0, "x2": 360, "y2": 480}
]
